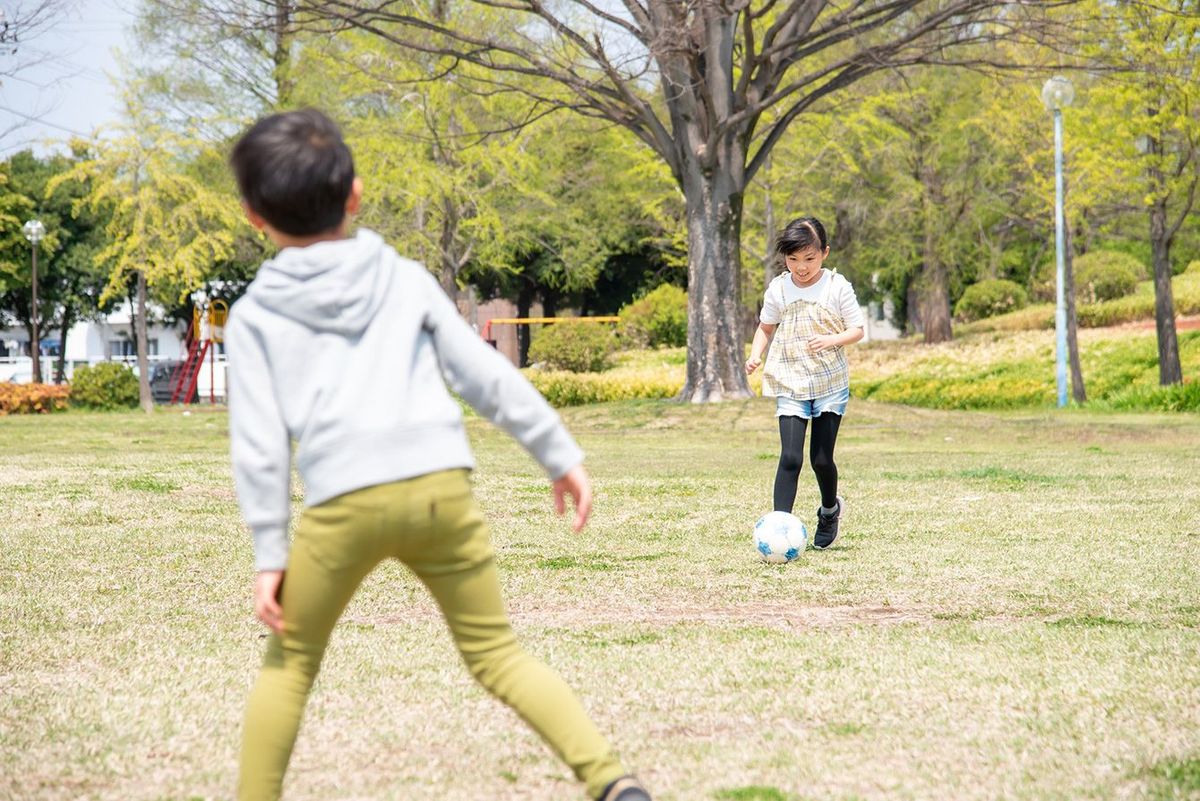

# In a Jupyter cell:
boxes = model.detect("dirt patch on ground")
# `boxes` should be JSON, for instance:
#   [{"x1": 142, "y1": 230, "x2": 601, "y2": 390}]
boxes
[
  {"x1": 1120, "y1": 314, "x2": 1200, "y2": 332},
  {"x1": 347, "y1": 601, "x2": 932, "y2": 631}
]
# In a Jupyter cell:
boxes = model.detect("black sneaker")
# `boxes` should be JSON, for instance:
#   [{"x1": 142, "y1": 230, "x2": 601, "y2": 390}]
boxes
[
  {"x1": 812, "y1": 496, "x2": 844, "y2": 550},
  {"x1": 597, "y1": 776, "x2": 652, "y2": 801}
]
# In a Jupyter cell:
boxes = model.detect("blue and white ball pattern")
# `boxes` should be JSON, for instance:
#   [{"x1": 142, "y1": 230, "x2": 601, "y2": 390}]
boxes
[{"x1": 753, "y1": 511, "x2": 808, "y2": 563}]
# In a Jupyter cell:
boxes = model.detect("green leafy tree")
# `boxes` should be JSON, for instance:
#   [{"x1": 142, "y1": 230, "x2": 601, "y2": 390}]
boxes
[
  {"x1": 0, "y1": 164, "x2": 64, "y2": 382},
  {"x1": 292, "y1": 0, "x2": 1080, "y2": 401},
  {"x1": 0, "y1": 172, "x2": 38, "y2": 294},
  {"x1": 1, "y1": 150, "x2": 111, "y2": 383},
  {"x1": 49, "y1": 93, "x2": 242, "y2": 412},
  {"x1": 1074, "y1": 0, "x2": 1199, "y2": 385}
]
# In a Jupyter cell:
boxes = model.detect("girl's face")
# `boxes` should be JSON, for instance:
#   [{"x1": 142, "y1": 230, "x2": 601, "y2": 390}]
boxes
[{"x1": 784, "y1": 245, "x2": 829, "y2": 286}]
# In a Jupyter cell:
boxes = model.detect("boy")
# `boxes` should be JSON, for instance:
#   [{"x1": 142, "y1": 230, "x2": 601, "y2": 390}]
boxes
[{"x1": 226, "y1": 109, "x2": 651, "y2": 801}]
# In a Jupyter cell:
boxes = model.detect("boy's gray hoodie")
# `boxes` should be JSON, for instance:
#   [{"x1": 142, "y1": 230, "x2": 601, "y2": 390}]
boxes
[{"x1": 226, "y1": 229, "x2": 583, "y2": 571}]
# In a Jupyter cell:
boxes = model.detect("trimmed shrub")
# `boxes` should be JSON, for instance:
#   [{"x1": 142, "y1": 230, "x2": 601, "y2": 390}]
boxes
[
  {"x1": 959, "y1": 304, "x2": 1054, "y2": 334},
  {"x1": 1078, "y1": 271, "x2": 1200, "y2": 327},
  {"x1": 1074, "y1": 251, "x2": 1141, "y2": 304},
  {"x1": 618, "y1": 284, "x2": 688, "y2": 348},
  {"x1": 0, "y1": 383, "x2": 71, "y2": 415},
  {"x1": 70, "y1": 362, "x2": 139, "y2": 410},
  {"x1": 528, "y1": 322, "x2": 618, "y2": 373},
  {"x1": 1187, "y1": 260, "x2": 1200, "y2": 275},
  {"x1": 962, "y1": 271, "x2": 1200, "y2": 332},
  {"x1": 526, "y1": 369, "x2": 683, "y2": 406},
  {"x1": 1033, "y1": 250, "x2": 1146, "y2": 302},
  {"x1": 954, "y1": 279, "x2": 1029, "y2": 322}
]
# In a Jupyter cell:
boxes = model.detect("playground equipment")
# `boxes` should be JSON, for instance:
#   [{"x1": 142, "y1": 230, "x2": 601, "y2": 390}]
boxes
[{"x1": 170, "y1": 300, "x2": 227, "y2": 404}]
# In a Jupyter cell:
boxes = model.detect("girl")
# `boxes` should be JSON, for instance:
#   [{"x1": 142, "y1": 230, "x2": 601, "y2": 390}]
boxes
[{"x1": 745, "y1": 216, "x2": 864, "y2": 549}]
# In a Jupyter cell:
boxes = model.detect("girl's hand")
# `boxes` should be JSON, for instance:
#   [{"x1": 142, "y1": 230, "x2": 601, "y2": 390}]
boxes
[
  {"x1": 745, "y1": 356, "x2": 763, "y2": 375},
  {"x1": 808, "y1": 335, "x2": 840, "y2": 353},
  {"x1": 254, "y1": 570, "x2": 285, "y2": 635}
]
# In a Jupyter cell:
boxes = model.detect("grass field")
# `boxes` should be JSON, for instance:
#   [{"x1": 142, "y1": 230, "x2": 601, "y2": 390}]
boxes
[{"x1": 2, "y1": 400, "x2": 1199, "y2": 801}]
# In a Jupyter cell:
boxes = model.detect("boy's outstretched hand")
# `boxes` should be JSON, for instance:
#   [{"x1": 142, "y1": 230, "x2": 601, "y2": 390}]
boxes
[
  {"x1": 553, "y1": 464, "x2": 593, "y2": 532},
  {"x1": 254, "y1": 570, "x2": 285, "y2": 635}
]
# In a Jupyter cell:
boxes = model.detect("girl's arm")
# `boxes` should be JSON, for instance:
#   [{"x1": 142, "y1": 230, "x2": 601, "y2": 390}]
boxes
[
  {"x1": 809, "y1": 326, "x2": 864, "y2": 353},
  {"x1": 745, "y1": 323, "x2": 777, "y2": 374}
]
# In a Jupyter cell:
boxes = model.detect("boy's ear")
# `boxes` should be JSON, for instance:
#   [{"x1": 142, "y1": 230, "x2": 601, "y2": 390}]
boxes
[
  {"x1": 242, "y1": 202, "x2": 267, "y2": 231},
  {"x1": 346, "y1": 177, "x2": 363, "y2": 215}
]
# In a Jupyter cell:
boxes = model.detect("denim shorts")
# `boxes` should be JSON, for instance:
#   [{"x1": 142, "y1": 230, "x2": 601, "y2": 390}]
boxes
[{"x1": 775, "y1": 386, "x2": 850, "y2": 418}]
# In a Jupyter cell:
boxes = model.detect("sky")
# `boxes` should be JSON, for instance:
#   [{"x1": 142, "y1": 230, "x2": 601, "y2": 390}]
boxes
[{"x1": 0, "y1": 0, "x2": 135, "y2": 156}]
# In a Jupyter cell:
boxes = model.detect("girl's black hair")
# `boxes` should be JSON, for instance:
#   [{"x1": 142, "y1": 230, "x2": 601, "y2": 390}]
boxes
[{"x1": 775, "y1": 216, "x2": 829, "y2": 256}]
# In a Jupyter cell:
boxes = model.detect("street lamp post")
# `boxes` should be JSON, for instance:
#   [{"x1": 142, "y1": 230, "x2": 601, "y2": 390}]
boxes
[
  {"x1": 22, "y1": 219, "x2": 46, "y2": 385},
  {"x1": 1042, "y1": 76, "x2": 1074, "y2": 409}
]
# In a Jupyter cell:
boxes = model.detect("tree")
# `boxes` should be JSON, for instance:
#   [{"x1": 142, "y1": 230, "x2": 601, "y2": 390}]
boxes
[
  {"x1": 1077, "y1": 0, "x2": 1198, "y2": 385},
  {"x1": 465, "y1": 112, "x2": 681, "y2": 363},
  {"x1": 0, "y1": 172, "x2": 38, "y2": 293},
  {"x1": 1, "y1": 149, "x2": 109, "y2": 383},
  {"x1": 132, "y1": 0, "x2": 298, "y2": 139},
  {"x1": 49, "y1": 93, "x2": 242, "y2": 412},
  {"x1": 287, "y1": 0, "x2": 1077, "y2": 401},
  {"x1": 779, "y1": 69, "x2": 1002, "y2": 343}
]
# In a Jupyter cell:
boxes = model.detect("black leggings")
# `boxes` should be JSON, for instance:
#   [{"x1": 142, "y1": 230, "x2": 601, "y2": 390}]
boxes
[{"x1": 773, "y1": 413, "x2": 842, "y2": 513}]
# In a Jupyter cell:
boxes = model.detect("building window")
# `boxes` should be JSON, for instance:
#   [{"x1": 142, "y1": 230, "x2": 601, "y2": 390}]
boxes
[{"x1": 108, "y1": 339, "x2": 160, "y2": 357}]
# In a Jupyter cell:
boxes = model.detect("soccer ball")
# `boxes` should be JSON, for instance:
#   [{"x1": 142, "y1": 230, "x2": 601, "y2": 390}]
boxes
[{"x1": 753, "y1": 511, "x2": 808, "y2": 563}]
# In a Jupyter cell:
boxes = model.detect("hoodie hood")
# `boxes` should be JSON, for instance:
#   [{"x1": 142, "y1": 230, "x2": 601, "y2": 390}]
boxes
[{"x1": 248, "y1": 228, "x2": 393, "y2": 336}]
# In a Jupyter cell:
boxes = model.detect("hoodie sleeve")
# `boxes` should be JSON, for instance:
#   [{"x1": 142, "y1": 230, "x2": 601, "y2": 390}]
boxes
[
  {"x1": 420, "y1": 270, "x2": 584, "y2": 479},
  {"x1": 225, "y1": 308, "x2": 293, "y2": 571}
]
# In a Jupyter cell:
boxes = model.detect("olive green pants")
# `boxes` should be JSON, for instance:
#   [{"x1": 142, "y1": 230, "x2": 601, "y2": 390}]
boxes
[{"x1": 238, "y1": 469, "x2": 625, "y2": 800}]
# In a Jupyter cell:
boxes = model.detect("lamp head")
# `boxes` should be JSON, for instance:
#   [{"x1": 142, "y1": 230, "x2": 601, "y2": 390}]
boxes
[
  {"x1": 1042, "y1": 76, "x2": 1075, "y2": 111},
  {"x1": 22, "y1": 219, "x2": 45, "y2": 244}
]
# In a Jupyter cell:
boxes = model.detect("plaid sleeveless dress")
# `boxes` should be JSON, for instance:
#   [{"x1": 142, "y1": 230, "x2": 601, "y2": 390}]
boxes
[{"x1": 762, "y1": 274, "x2": 850, "y2": 400}]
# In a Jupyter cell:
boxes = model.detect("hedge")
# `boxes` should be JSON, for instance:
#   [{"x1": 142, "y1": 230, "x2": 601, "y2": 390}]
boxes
[
  {"x1": 0, "y1": 383, "x2": 71, "y2": 415},
  {"x1": 526, "y1": 369, "x2": 683, "y2": 406},
  {"x1": 528, "y1": 322, "x2": 618, "y2": 373},
  {"x1": 618, "y1": 284, "x2": 688, "y2": 348},
  {"x1": 1074, "y1": 251, "x2": 1140, "y2": 304},
  {"x1": 962, "y1": 272, "x2": 1200, "y2": 333},
  {"x1": 954, "y1": 279, "x2": 1028, "y2": 322},
  {"x1": 70, "y1": 362, "x2": 140, "y2": 410}
]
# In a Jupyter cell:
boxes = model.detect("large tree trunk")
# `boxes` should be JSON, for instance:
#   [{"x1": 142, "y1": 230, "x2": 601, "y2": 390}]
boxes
[
  {"x1": 135, "y1": 270, "x2": 153, "y2": 413},
  {"x1": 918, "y1": 262, "x2": 953, "y2": 344},
  {"x1": 1063, "y1": 223, "x2": 1086, "y2": 402},
  {"x1": 1149, "y1": 198, "x2": 1182, "y2": 385},
  {"x1": 680, "y1": 166, "x2": 753, "y2": 402},
  {"x1": 918, "y1": 181, "x2": 952, "y2": 344}
]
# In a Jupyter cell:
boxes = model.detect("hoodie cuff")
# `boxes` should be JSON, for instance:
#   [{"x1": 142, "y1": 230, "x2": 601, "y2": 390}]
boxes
[
  {"x1": 541, "y1": 438, "x2": 585, "y2": 481},
  {"x1": 251, "y1": 523, "x2": 290, "y2": 572}
]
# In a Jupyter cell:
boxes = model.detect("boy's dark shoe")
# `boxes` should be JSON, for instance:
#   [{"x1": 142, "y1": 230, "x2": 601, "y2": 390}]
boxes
[
  {"x1": 812, "y1": 495, "x2": 844, "y2": 550},
  {"x1": 597, "y1": 776, "x2": 651, "y2": 801}
]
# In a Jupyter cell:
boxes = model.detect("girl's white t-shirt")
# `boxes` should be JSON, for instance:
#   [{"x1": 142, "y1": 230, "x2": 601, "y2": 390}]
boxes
[{"x1": 760, "y1": 269, "x2": 865, "y2": 328}]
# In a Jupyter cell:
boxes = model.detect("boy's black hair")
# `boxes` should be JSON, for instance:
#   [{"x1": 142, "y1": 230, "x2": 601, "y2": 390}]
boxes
[
  {"x1": 775, "y1": 216, "x2": 829, "y2": 256},
  {"x1": 230, "y1": 109, "x2": 356, "y2": 237}
]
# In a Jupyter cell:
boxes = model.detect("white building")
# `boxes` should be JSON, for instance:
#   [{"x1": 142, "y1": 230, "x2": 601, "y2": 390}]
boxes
[{"x1": 0, "y1": 301, "x2": 189, "y2": 373}]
